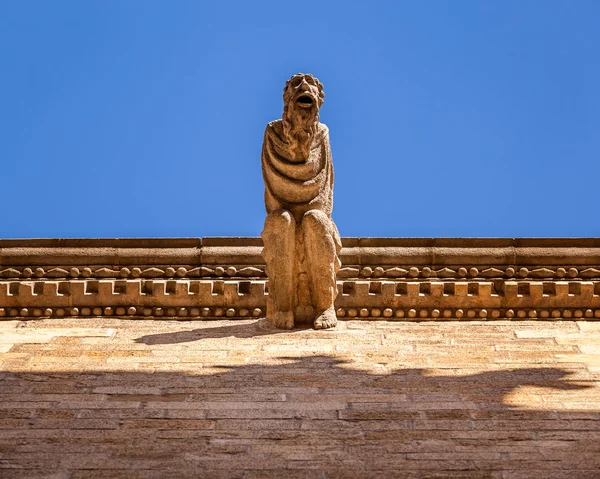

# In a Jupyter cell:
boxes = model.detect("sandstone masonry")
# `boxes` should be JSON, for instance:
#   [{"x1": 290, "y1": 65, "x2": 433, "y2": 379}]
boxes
[{"x1": 2, "y1": 237, "x2": 600, "y2": 322}]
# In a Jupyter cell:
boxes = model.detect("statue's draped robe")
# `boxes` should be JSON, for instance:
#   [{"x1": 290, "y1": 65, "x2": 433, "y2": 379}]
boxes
[
  {"x1": 261, "y1": 118, "x2": 341, "y2": 325},
  {"x1": 261, "y1": 121, "x2": 337, "y2": 221},
  {"x1": 261, "y1": 118, "x2": 341, "y2": 269}
]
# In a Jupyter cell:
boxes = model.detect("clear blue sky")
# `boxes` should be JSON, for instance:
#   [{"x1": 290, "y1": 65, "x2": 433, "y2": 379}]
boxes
[{"x1": 1, "y1": 1, "x2": 598, "y2": 238}]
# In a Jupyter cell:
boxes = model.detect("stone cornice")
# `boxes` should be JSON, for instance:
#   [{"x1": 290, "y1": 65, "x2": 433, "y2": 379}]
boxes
[{"x1": 1, "y1": 237, "x2": 600, "y2": 321}]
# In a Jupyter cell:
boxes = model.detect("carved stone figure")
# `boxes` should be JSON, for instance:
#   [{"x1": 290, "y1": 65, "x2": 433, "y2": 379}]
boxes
[{"x1": 261, "y1": 73, "x2": 341, "y2": 330}]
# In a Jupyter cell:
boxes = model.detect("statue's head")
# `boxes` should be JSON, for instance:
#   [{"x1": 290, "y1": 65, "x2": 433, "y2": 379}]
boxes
[
  {"x1": 283, "y1": 73, "x2": 325, "y2": 111},
  {"x1": 282, "y1": 73, "x2": 325, "y2": 160}
]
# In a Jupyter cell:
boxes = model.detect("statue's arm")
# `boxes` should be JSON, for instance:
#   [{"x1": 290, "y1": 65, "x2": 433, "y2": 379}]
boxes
[{"x1": 261, "y1": 123, "x2": 284, "y2": 214}]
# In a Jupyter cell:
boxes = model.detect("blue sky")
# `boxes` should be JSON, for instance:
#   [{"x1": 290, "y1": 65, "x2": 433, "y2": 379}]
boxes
[{"x1": 1, "y1": 1, "x2": 598, "y2": 238}]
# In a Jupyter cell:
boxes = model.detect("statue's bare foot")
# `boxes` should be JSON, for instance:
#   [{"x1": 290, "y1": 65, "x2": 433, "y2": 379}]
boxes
[
  {"x1": 271, "y1": 311, "x2": 294, "y2": 330},
  {"x1": 314, "y1": 306, "x2": 337, "y2": 330}
]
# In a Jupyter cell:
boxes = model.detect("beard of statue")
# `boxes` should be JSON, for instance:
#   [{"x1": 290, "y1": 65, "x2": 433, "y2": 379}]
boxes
[{"x1": 282, "y1": 100, "x2": 319, "y2": 162}]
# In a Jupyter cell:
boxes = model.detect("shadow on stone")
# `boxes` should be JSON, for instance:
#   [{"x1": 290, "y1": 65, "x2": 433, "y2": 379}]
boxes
[
  {"x1": 0, "y1": 356, "x2": 597, "y2": 476},
  {"x1": 133, "y1": 319, "x2": 322, "y2": 345}
]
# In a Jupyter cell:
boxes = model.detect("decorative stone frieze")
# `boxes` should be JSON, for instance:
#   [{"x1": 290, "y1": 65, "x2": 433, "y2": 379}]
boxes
[{"x1": 1, "y1": 237, "x2": 600, "y2": 321}]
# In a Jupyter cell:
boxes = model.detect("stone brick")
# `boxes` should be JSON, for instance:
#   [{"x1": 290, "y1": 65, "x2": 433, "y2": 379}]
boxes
[{"x1": 0, "y1": 318, "x2": 599, "y2": 476}]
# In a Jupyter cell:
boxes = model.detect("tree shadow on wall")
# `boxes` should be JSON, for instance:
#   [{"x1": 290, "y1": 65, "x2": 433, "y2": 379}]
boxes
[{"x1": 1, "y1": 356, "x2": 599, "y2": 476}]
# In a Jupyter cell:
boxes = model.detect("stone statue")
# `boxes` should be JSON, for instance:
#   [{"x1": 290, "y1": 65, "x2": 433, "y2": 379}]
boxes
[{"x1": 261, "y1": 73, "x2": 342, "y2": 330}]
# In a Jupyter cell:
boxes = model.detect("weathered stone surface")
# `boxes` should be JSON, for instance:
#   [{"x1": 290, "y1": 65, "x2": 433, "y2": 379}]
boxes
[
  {"x1": 261, "y1": 74, "x2": 341, "y2": 329},
  {"x1": 2, "y1": 238, "x2": 600, "y2": 321},
  {"x1": 1, "y1": 318, "x2": 599, "y2": 476},
  {"x1": 3, "y1": 237, "x2": 600, "y2": 271}
]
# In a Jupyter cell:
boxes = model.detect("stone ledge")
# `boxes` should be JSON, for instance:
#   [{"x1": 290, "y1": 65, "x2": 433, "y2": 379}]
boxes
[
  {"x1": 1, "y1": 236, "x2": 600, "y2": 271},
  {"x1": 1, "y1": 237, "x2": 599, "y2": 321}
]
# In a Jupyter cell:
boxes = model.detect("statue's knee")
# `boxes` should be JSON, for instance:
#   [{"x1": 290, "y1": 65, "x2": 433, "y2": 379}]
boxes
[
  {"x1": 264, "y1": 209, "x2": 295, "y2": 232},
  {"x1": 302, "y1": 209, "x2": 329, "y2": 232}
]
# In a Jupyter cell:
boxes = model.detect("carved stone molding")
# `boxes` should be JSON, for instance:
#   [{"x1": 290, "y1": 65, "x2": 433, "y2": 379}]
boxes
[
  {"x1": 2, "y1": 237, "x2": 600, "y2": 321},
  {"x1": 3, "y1": 264, "x2": 599, "y2": 281}
]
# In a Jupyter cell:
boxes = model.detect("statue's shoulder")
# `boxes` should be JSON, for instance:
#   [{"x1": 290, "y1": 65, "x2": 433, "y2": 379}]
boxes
[
  {"x1": 316, "y1": 122, "x2": 329, "y2": 140},
  {"x1": 265, "y1": 119, "x2": 283, "y2": 135}
]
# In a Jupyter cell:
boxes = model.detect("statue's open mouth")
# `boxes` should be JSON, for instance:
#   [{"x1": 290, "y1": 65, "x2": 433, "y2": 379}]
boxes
[{"x1": 296, "y1": 95, "x2": 314, "y2": 108}]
